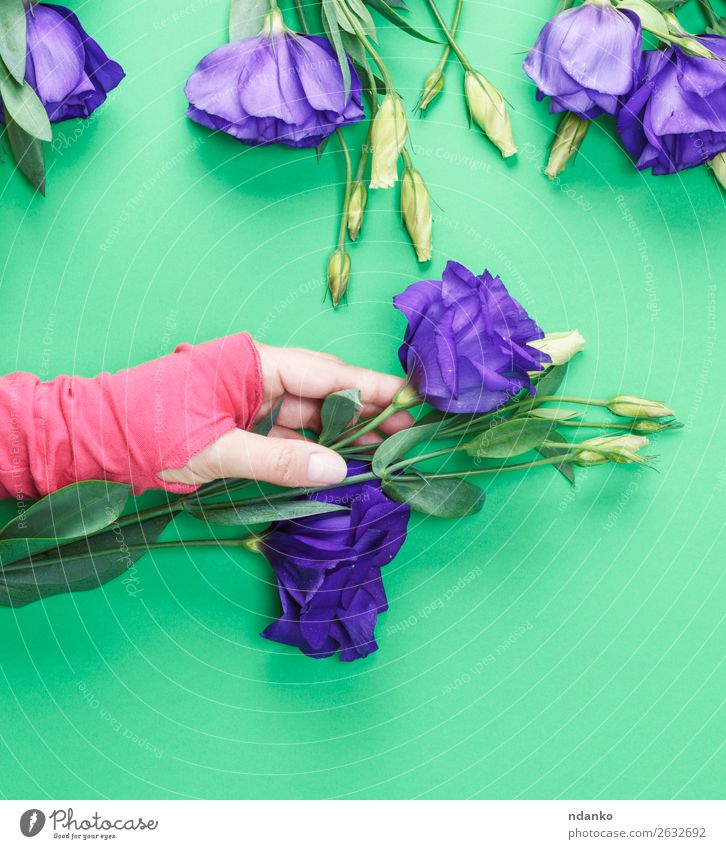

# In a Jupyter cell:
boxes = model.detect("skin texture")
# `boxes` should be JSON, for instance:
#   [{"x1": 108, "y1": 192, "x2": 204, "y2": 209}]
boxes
[{"x1": 158, "y1": 341, "x2": 413, "y2": 490}]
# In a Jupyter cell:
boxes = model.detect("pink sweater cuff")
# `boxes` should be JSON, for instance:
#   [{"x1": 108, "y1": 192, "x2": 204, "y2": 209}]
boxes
[{"x1": 0, "y1": 333, "x2": 263, "y2": 500}]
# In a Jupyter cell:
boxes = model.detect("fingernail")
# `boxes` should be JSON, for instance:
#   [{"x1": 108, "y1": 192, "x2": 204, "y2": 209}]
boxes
[{"x1": 308, "y1": 452, "x2": 347, "y2": 484}]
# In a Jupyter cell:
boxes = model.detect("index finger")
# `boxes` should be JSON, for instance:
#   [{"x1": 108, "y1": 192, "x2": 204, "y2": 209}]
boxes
[{"x1": 274, "y1": 347, "x2": 407, "y2": 409}]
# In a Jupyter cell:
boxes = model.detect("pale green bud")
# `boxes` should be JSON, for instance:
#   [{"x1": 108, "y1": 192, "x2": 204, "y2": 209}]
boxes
[
  {"x1": 574, "y1": 434, "x2": 650, "y2": 466},
  {"x1": 545, "y1": 111, "x2": 590, "y2": 180},
  {"x1": 528, "y1": 330, "x2": 586, "y2": 366},
  {"x1": 464, "y1": 70, "x2": 517, "y2": 158},
  {"x1": 369, "y1": 93, "x2": 407, "y2": 189},
  {"x1": 347, "y1": 180, "x2": 367, "y2": 242},
  {"x1": 327, "y1": 248, "x2": 351, "y2": 307},
  {"x1": 676, "y1": 36, "x2": 717, "y2": 59},
  {"x1": 630, "y1": 419, "x2": 682, "y2": 434},
  {"x1": 607, "y1": 395, "x2": 675, "y2": 419},
  {"x1": 708, "y1": 152, "x2": 726, "y2": 191},
  {"x1": 419, "y1": 67, "x2": 445, "y2": 111},
  {"x1": 401, "y1": 167, "x2": 432, "y2": 263}
]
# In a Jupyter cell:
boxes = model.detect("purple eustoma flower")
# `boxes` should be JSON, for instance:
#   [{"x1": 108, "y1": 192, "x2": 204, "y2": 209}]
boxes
[
  {"x1": 394, "y1": 261, "x2": 549, "y2": 414},
  {"x1": 523, "y1": 0, "x2": 641, "y2": 119},
  {"x1": 184, "y1": 9, "x2": 364, "y2": 148},
  {"x1": 11, "y1": 3, "x2": 124, "y2": 122},
  {"x1": 260, "y1": 463, "x2": 410, "y2": 661},
  {"x1": 617, "y1": 36, "x2": 726, "y2": 175}
]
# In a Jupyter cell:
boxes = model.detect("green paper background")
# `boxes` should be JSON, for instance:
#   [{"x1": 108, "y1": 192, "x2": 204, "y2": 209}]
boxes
[{"x1": 0, "y1": 0, "x2": 724, "y2": 800}]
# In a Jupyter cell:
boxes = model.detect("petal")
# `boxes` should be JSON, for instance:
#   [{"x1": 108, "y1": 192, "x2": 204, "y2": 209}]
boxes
[
  {"x1": 26, "y1": 5, "x2": 86, "y2": 104},
  {"x1": 523, "y1": 8, "x2": 586, "y2": 96},
  {"x1": 289, "y1": 34, "x2": 345, "y2": 112},
  {"x1": 237, "y1": 33, "x2": 310, "y2": 125},
  {"x1": 559, "y1": 5, "x2": 640, "y2": 97},
  {"x1": 185, "y1": 40, "x2": 256, "y2": 124}
]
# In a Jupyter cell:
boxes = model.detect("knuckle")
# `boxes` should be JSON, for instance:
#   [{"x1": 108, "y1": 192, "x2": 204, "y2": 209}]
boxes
[{"x1": 272, "y1": 445, "x2": 299, "y2": 484}]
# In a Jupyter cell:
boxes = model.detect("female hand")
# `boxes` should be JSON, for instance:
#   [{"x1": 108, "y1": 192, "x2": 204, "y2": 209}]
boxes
[{"x1": 158, "y1": 341, "x2": 413, "y2": 490}]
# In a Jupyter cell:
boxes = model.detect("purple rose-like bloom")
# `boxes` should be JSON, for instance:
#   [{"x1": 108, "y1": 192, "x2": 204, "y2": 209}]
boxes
[
  {"x1": 394, "y1": 261, "x2": 549, "y2": 414},
  {"x1": 617, "y1": 36, "x2": 726, "y2": 175},
  {"x1": 184, "y1": 12, "x2": 364, "y2": 148},
  {"x1": 1, "y1": 3, "x2": 125, "y2": 123},
  {"x1": 260, "y1": 463, "x2": 410, "y2": 661},
  {"x1": 523, "y1": 1, "x2": 641, "y2": 119}
]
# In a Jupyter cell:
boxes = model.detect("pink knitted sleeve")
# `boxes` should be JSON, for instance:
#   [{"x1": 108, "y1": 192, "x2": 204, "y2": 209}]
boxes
[{"x1": 0, "y1": 333, "x2": 263, "y2": 500}]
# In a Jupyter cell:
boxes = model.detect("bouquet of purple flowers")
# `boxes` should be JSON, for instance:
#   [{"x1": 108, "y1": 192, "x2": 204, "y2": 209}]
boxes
[
  {"x1": 524, "y1": 0, "x2": 726, "y2": 182},
  {"x1": 0, "y1": 260, "x2": 680, "y2": 661}
]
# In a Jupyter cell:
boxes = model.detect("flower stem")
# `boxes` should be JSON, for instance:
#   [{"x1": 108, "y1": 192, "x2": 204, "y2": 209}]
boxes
[
  {"x1": 425, "y1": 0, "x2": 472, "y2": 72},
  {"x1": 386, "y1": 445, "x2": 461, "y2": 473},
  {"x1": 556, "y1": 420, "x2": 629, "y2": 430},
  {"x1": 1, "y1": 538, "x2": 248, "y2": 573},
  {"x1": 343, "y1": 8, "x2": 395, "y2": 90},
  {"x1": 335, "y1": 129, "x2": 353, "y2": 250},
  {"x1": 330, "y1": 388, "x2": 420, "y2": 451},
  {"x1": 195, "y1": 471, "x2": 379, "y2": 512},
  {"x1": 436, "y1": 0, "x2": 462, "y2": 68},
  {"x1": 397, "y1": 453, "x2": 575, "y2": 481},
  {"x1": 697, "y1": 0, "x2": 725, "y2": 34},
  {"x1": 293, "y1": 0, "x2": 310, "y2": 32}
]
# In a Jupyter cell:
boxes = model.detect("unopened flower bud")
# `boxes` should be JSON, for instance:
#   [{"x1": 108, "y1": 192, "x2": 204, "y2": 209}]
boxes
[
  {"x1": 677, "y1": 36, "x2": 717, "y2": 59},
  {"x1": 419, "y1": 67, "x2": 445, "y2": 111},
  {"x1": 369, "y1": 93, "x2": 407, "y2": 189},
  {"x1": 528, "y1": 329, "x2": 586, "y2": 365},
  {"x1": 347, "y1": 180, "x2": 367, "y2": 241},
  {"x1": 327, "y1": 248, "x2": 350, "y2": 307},
  {"x1": 574, "y1": 434, "x2": 650, "y2": 466},
  {"x1": 708, "y1": 152, "x2": 726, "y2": 191},
  {"x1": 630, "y1": 419, "x2": 682, "y2": 434},
  {"x1": 545, "y1": 111, "x2": 590, "y2": 180},
  {"x1": 607, "y1": 395, "x2": 675, "y2": 419},
  {"x1": 401, "y1": 167, "x2": 432, "y2": 263},
  {"x1": 464, "y1": 70, "x2": 517, "y2": 158}
]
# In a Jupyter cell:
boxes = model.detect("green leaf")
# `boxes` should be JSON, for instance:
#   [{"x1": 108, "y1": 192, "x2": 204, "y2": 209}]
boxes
[
  {"x1": 465, "y1": 419, "x2": 556, "y2": 459},
  {"x1": 536, "y1": 429, "x2": 575, "y2": 485},
  {"x1": 647, "y1": 0, "x2": 688, "y2": 9},
  {"x1": 616, "y1": 0, "x2": 669, "y2": 39},
  {"x1": 532, "y1": 363, "x2": 568, "y2": 397},
  {"x1": 344, "y1": 0, "x2": 377, "y2": 39},
  {"x1": 383, "y1": 475, "x2": 484, "y2": 517},
  {"x1": 0, "y1": 0, "x2": 26, "y2": 83},
  {"x1": 0, "y1": 481, "x2": 130, "y2": 566},
  {"x1": 372, "y1": 421, "x2": 441, "y2": 476},
  {"x1": 0, "y1": 56, "x2": 51, "y2": 141},
  {"x1": 319, "y1": 388, "x2": 362, "y2": 445},
  {"x1": 316, "y1": 134, "x2": 333, "y2": 161},
  {"x1": 0, "y1": 481, "x2": 131, "y2": 567},
  {"x1": 321, "y1": 0, "x2": 352, "y2": 99},
  {"x1": 5, "y1": 114, "x2": 45, "y2": 193},
  {"x1": 186, "y1": 499, "x2": 347, "y2": 526},
  {"x1": 525, "y1": 407, "x2": 581, "y2": 421},
  {"x1": 364, "y1": 0, "x2": 438, "y2": 42},
  {"x1": 229, "y1": 0, "x2": 271, "y2": 41},
  {"x1": 0, "y1": 515, "x2": 170, "y2": 607}
]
